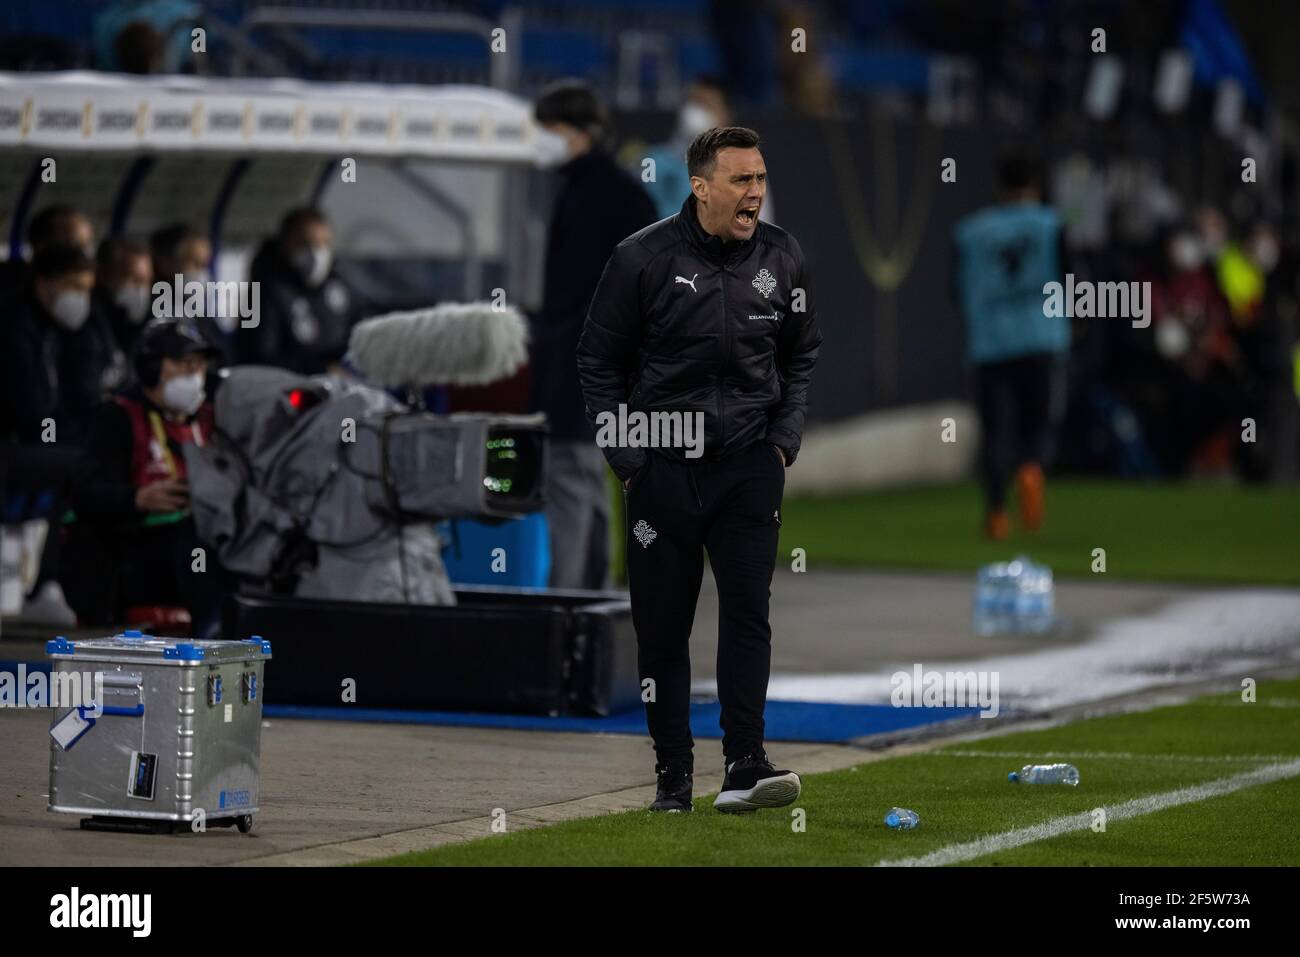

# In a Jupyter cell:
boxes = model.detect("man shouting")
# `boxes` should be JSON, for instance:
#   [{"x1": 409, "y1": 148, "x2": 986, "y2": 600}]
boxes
[{"x1": 577, "y1": 127, "x2": 822, "y2": 813}]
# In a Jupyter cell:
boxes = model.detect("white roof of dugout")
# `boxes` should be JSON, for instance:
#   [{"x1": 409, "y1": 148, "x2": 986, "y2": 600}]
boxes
[{"x1": 0, "y1": 71, "x2": 537, "y2": 163}]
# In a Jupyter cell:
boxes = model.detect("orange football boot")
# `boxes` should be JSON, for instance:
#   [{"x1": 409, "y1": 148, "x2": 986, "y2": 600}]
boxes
[
  {"x1": 1015, "y1": 462, "x2": 1045, "y2": 532},
  {"x1": 984, "y1": 510, "x2": 1011, "y2": 540}
]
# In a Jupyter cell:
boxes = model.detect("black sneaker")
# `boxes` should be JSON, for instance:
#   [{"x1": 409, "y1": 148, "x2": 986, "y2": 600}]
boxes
[
  {"x1": 713, "y1": 753, "x2": 801, "y2": 813},
  {"x1": 648, "y1": 765, "x2": 694, "y2": 813}
]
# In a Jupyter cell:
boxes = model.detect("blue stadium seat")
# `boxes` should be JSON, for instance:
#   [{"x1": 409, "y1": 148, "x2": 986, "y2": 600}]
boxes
[
  {"x1": 677, "y1": 35, "x2": 722, "y2": 80},
  {"x1": 825, "y1": 46, "x2": 931, "y2": 94},
  {"x1": 7, "y1": 0, "x2": 98, "y2": 37},
  {"x1": 521, "y1": 26, "x2": 609, "y2": 75}
]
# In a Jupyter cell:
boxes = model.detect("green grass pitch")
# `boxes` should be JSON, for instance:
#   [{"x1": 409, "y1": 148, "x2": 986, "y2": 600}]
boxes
[
  {"x1": 365, "y1": 676, "x2": 1300, "y2": 867},
  {"x1": 776, "y1": 479, "x2": 1300, "y2": 585}
]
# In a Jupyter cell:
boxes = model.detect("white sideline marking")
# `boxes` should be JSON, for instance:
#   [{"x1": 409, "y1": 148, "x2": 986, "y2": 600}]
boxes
[
  {"x1": 875, "y1": 758, "x2": 1300, "y2": 867},
  {"x1": 940, "y1": 749, "x2": 1297, "y2": 764}
]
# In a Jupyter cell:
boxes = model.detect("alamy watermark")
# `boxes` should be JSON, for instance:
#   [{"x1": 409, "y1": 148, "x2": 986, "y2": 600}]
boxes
[
  {"x1": 594, "y1": 403, "x2": 705, "y2": 458},
  {"x1": 152, "y1": 274, "x2": 260, "y2": 328},
  {"x1": 0, "y1": 666, "x2": 103, "y2": 714},
  {"x1": 1043, "y1": 273, "x2": 1151, "y2": 328},
  {"x1": 890, "y1": 664, "x2": 1000, "y2": 718},
  {"x1": 50, "y1": 887, "x2": 151, "y2": 937}
]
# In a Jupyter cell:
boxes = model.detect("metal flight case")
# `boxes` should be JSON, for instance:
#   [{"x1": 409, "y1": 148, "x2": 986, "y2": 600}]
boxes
[{"x1": 46, "y1": 631, "x2": 272, "y2": 834}]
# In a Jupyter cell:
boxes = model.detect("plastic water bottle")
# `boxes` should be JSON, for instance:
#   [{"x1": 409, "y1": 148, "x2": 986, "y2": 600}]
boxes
[
  {"x1": 1008, "y1": 763, "x2": 1079, "y2": 786},
  {"x1": 1015, "y1": 559, "x2": 1055, "y2": 635},
  {"x1": 973, "y1": 563, "x2": 1010, "y2": 635},
  {"x1": 973, "y1": 556, "x2": 1055, "y2": 635},
  {"x1": 884, "y1": 807, "x2": 920, "y2": 829}
]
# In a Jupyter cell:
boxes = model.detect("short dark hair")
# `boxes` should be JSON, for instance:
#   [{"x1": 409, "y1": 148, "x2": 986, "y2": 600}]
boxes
[
  {"x1": 997, "y1": 150, "x2": 1042, "y2": 192},
  {"x1": 96, "y1": 236, "x2": 149, "y2": 272},
  {"x1": 278, "y1": 206, "x2": 328, "y2": 241},
  {"x1": 27, "y1": 205, "x2": 85, "y2": 252},
  {"x1": 534, "y1": 79, "x2": 608, "y2": 141},
  {"x1": 150, "y1": 223, "x2": 204, "y2": 260},
  {"x1": 115, "y1": 20, "x2": 164, "y2": 75},
  {"x1": 32, "y1": 243, "x2": 94, "y2": 280},
  {"x1": 686, "y1": 126, "x2": 761, "y2": 180}
]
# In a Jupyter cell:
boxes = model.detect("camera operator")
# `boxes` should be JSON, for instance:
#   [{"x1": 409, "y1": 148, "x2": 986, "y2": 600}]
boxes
[{"x1": 62, "y1": 320, "x2": 227, "y2": 636}]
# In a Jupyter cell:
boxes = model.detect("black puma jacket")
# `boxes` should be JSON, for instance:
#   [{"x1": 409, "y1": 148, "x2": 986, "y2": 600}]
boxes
[{"x1": 576, "y1": 193, "x2": 822, "y2": 481}]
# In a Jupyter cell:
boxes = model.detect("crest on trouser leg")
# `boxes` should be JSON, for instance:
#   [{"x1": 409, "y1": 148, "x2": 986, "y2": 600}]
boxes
[{"x1": 633, "y1": 519, "x2": 658, "y2": 548}]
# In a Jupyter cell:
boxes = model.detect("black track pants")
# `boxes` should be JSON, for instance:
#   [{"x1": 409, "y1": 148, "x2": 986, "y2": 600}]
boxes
[
  {"x1": 974, "y1": 352, "x2": 1065, "y2": 511},
  {"x1": 623, "y1": 440, "x2": 785, "y2": 771}
]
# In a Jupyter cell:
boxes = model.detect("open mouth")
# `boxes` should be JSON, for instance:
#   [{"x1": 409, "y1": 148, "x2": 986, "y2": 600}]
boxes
[{"x1": 735, "y1": 206, "x2": 758, "y2": 227}]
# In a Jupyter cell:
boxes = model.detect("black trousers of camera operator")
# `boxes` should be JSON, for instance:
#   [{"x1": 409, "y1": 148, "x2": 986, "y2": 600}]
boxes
[{"x1": 624, "y1": 440, "x2": 785, "y2": 773}]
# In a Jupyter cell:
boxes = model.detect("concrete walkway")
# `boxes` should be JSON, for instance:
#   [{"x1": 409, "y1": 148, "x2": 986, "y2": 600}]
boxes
[
  {"x1": 0, "y1": 706, "x2": 876, "y2": 867},
  {"x1": 692, "y1": 566, "x2": 1196, "y2": 677},
  {"x1": 0, "y1": 568, "x2": 1245, "y2": 866}
]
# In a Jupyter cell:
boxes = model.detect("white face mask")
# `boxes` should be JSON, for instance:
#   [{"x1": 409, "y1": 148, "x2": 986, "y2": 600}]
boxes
[
  {"x1": 534, "y1": 127, "x2": 571, "y2": 170},
  {"x1": 677, "y1": 102, "x2": 717, "y2": 139},
  {"x1": 161, "y1": 371, "x2": 205, "y2": 416},
  {"x1": 114, "y1": 284, "x2": 152, "y2": 324},
  {"x1": 292, "y1": 245, "x2": 332, "y2": 288},
  {"x1": 1170, "y1": 235, "x2": 1205, "y2": 272},
  {"x1": 49, "y1": 289, "x2": 91, "y2": 332},
  {"x1": 1155, "y1": 317, "x2": 1191, "y2": 359},
  {"x1": 1252, "y1": 236, "x2": 1279, "y2": 272}
]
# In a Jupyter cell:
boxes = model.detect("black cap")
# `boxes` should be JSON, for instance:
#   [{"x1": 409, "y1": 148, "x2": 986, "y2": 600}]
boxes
[
  {"x1": 137, "y1": 318, "x2": 218, "y2": 359},
  {"x1": 133, "y1": 319, "x2": 219, "y2": 386}
]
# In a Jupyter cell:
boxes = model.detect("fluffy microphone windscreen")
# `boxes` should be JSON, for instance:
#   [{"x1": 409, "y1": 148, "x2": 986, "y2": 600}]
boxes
[{"x1": 347, "y1": 302, "x2": 528, "y2": 387}]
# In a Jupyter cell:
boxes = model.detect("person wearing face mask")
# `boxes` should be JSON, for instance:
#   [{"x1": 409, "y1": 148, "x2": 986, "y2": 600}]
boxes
[
  {"x1": 150, "y1": 222, "x2": 213, "y2": 288},
  {"x1": 529, "y1": 79, "x2": 658, "y2": 591},
  {"x1": 1151, "y1": 225, "x2": 1233, "y2": 376},
  {"x1": 62, "y1": 320, "x2": 226, "y2": 634},
  {"x1": 1129, "y1": 224, "x2": 1236, "y2": 474},
  {"x1": 0, "y1": 205, "x2": 96, "y2": 309},
  {"x1": 238, "y1": 207, "x2": 358, "y2": 375},
  {"x1": 94, "y1": 237, "x2": 154, "y2": 356},
  {"x1": 52, "y1": 238, "x2": 144, "y2": 415},
  {"x1": 641, "y1": 77, "x2": 777, "y2": 225},
  {"x1": 1, "y1": 243, "x2": 106, "y2": 624},
  {"x1": 149, "y1": 222, "x2": 232, "y2": 365},
  {"x1": 0, "y1": 244, "x2": 100, "y2": 448},
  {"x1": 29, "y1": 205, "x2": 96, "y2": 259}
]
